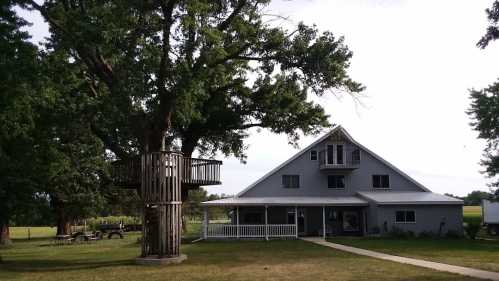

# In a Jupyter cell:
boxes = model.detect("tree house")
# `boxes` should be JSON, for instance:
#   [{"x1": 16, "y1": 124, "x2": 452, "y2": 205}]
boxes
[{"x1": 112, "y1": 151, "x2": 222, "y2": 263}]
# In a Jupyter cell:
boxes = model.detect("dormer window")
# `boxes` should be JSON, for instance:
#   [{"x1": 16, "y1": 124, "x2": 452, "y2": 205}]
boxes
[{"x1": 310, "y1": 150, "x2": 318, "y2": 161}]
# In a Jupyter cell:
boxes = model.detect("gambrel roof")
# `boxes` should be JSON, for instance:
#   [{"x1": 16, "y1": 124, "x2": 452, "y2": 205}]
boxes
[{"x1": 237, "y1": 125, "x2": 430, "y2": 197}]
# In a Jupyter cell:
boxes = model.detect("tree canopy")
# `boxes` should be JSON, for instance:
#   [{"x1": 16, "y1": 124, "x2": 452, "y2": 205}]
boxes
[
  {"x1": 22, "y1": 0, "x2": 363, "y2": 160},
  {"x1": 469, "y1": 1, "x2": 499, "y2": 189}
]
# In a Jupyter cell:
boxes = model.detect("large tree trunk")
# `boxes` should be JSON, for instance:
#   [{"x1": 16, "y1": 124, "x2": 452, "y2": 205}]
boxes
[
  {"x1": 0, "y1": 222, "x2": 11, "y2": 245},
  {"x1": 52, "y1": 197, "x2": 71, "y2": 236}
]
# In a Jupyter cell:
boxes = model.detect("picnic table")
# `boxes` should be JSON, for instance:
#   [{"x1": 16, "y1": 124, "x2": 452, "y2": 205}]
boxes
[{"x1": 53, "y1": 234, "x2": 74, "y2": 245}]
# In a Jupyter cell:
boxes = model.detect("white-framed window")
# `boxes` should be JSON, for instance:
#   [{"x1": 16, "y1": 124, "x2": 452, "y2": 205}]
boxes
[
  {"x1": 326, "y1": 143, "x2": 346, "y2": 165},
  {"x1": 395, "y1": 210, "x2": 416, "y2": 223},
  {"x1": 328, "y1": 175, "x2": 345, "y2": 189},
  {"x1": 282, "y1": 175, "x2": 300, "y2": 188},
  {"x1": 372, "y1": 174, "x2": 390, "y2": 189},
  {"x1": 310, "y1": 150, "x2": 318, "y2": 161}
]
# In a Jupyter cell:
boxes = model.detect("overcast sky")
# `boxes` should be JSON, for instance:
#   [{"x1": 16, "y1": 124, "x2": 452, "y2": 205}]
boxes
[{"x1": 20, "y1": 0, "x2": 498, "y2": 197}]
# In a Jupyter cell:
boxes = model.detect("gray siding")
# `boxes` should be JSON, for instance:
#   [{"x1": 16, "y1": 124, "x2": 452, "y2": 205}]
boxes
[
  {"x1": 241, "y1": 136, "x2": 423, "y2": 197},
  {"x1": 375, "y1": 205, "x2": 463, "y2": 235}
]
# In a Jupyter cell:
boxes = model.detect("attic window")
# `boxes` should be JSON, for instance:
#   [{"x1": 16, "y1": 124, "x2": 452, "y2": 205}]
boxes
[
  {"x1": 310, "y1": 150, "x2": 318, "y2": 161},
  {"x1": 372, "y1": 175, "x2": 390, "y2": 189},
  {"x1": 282, "y1": 175, "x2": 300, "y2": 188}
]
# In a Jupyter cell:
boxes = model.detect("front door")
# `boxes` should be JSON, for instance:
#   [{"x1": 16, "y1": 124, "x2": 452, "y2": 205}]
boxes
[
  {"x1": 298, "y1": 208, "x2": 306, "y2": 235},
  {"x1": 342, "y1": 211, "x2": 360, "y2": 232}
]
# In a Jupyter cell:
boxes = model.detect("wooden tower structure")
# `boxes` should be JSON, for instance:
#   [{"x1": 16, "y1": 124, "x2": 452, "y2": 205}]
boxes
[{"x1": 112, "y1": 151, "x2": 222, "y2": 263}]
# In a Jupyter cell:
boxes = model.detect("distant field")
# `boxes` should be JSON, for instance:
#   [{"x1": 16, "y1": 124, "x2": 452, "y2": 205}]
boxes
[
  {"x1": 9, "y1": 222, "x2": 203, "y2": 240},
  {"x1": 10, "y1": 227, "x2": 56, "y2": 240},
  {"x1": 463, "y1": 205, "x2": 482, "y2": 224}
]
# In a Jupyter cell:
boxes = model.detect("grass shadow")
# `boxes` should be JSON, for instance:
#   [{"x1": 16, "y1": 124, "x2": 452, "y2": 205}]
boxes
[{"x1": 0, "y1": 258, "x2": 134, "y2": 273}]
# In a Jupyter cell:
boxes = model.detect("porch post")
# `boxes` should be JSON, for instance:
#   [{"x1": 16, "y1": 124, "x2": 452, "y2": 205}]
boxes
[
  {"x1": 362, "y1": 209, "x2": 367, "y2": 236},
  {"x1": 203, "y1": 206, "x2": 208, "y2": 239},
  {"x1": 236, "y1": 206, "x2": 240, "y2": 239},
  {"x1": 294, "y1": 206, "x2": 298, "y2": 238},
  {"x1": 322, "y1": 206, "x2": 326, "y2": 239},
  {"x1": 265, "y1": 205, "x2": 268, "y2": 241}
]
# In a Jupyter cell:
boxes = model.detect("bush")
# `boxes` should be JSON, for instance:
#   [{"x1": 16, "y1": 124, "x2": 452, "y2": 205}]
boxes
[
  {"x1": 445, "y1": 230, "x2": 462, "y2": 239},
  {"x1": 417, "y1": 231, "x2": 434, "y2": 238},
  {"x1": 370, "y1": 226, "x2": 381, "y2": 234},
  {"x1": 85, "y1": 216, "x2": 141, "y2": 231},
  {"x1": 464, "y1": 222, "x2": 481, "y2": 239},
  {"x1": 388, "y1": 226, "x2": 411, "y2": 238}
]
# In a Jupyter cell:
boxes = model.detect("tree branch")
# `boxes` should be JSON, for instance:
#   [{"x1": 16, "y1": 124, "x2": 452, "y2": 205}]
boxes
[{"x1": 218, "y1": 0, "x2": 248, "y2": 31}]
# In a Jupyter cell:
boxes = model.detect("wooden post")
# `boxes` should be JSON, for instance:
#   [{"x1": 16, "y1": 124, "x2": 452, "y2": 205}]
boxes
[
  {"x1": 322, "y1": 206, "x2": 326, "y2": 239},
  {"x1": 203, "y1": 206, "x2": 208, "y2": 239},
  {"x1": 362, "y1": 209, "x2": 367, "y2": 236},
  {"x1": 236, "y1": 206, "x2": 240, "y2": 239},
  {"x1": 265, "y1": 205, "x2": 268, "y2": 241},
  {"x1": 295, "y1": 206, "x2": 298, "y2": 238}
]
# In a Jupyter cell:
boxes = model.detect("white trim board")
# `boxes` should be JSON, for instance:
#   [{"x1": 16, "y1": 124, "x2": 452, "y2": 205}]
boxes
[{"x1": 237, "y1": 125, "x2": 430, "y2": 197}]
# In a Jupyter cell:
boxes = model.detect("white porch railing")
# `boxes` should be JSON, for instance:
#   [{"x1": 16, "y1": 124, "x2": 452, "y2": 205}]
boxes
[{"x1": 205, "y1": 224, "x2": 297, "y2": 239}]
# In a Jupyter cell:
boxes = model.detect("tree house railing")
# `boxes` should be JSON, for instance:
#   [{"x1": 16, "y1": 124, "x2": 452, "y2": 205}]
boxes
[
  {"x1": 111, "y1": 154, "x2": 222, "y2": 189},
  {"x1": 183, "y1": 157, "x2": 222, "y2": 186}
]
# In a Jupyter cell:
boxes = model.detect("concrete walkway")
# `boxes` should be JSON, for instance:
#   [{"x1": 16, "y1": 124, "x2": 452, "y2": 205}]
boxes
[{"x1": 302, "y1": 237, "x2": 499, "y2": 281}]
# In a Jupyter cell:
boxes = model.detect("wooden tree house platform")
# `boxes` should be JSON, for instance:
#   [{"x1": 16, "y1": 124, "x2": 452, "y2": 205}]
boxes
[{"x1": 111, "y1": 151, "x2": 222, "y2": 264}]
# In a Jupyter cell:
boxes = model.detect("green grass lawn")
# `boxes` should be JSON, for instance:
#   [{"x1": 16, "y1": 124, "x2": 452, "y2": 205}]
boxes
[
  {"x1": 329, "y1": 237, "x2": 499, "y2": 273},
  {"x1": 0, "y1": 234, "x2": 483, "y2": 281}
]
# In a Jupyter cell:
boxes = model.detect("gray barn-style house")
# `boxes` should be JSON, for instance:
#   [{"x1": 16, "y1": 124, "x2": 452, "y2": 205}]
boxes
[{"x1": 202, "y1": 126, "x2": 463, "y2": 239}]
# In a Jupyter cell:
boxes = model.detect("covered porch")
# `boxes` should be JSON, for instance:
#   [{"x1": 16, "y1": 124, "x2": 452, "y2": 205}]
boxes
[{"x1": 201, "y1": 197, "x2": 369, "y2": 239}]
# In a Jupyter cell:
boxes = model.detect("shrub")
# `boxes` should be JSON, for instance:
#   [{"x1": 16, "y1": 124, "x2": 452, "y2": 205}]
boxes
[
  {"x1": 86, "y1": 216, "x2": 141, "y2": 231},
  {"x1": 388, "y1": 226, "x2": 410, "y2": 238},
  {"x1": 417, "y1": 231, "x2": 435, "y2": 238},
  {"x1": 464, "y1": 222, "x2": 481, "y2": 239},
  {"x1": 370, "y1": 226, "x2": 381, "y2": 234},
  {"x1": 445, "y1": 230, "x2": 462, "y2": 239}
]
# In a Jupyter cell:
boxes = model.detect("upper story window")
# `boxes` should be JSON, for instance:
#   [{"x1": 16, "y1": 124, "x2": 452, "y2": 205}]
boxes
[
  {"x1": 310, "y1": 150, "x2": 318, "y2": 161},
  {"x1": 372, "y1": 174, "x2": 390, "y2": 189},
  {"x1": 395, "y1": 210, "x2": 416, "y2": 223},
  {"x1": 326, "y1": 143, "x2": 345, "y2": 165},
  {"x1": 352, "y1": 149, "x2": 361, "y2": 163},
  {"x1": 282, "y1": 175, "x2": 300, "y2": 188},
  {"x1": 328, "y1": 175, "x2": 345, "y2": 189}
]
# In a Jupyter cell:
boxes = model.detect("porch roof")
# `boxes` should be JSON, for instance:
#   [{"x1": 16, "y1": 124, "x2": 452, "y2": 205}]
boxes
[
  {"x1": 357, "y1": 191, "x2": 463, "y2": 205},
  {"x1": 201, "y1": 196, "x2": 369, "y2": 206}
]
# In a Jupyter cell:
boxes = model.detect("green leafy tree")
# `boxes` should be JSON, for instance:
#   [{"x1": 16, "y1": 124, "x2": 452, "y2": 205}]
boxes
[
  {"x1": 471, "y1": 1, "x2": 499, "y2": 190},
  {"x1": 35, "y1": 51, "x2": 112, "y2": 235},
  {"x1": 463, "y1": 190, "x2": 492, "y2": 206},
  {"x1": 0, "y1": 0, "x2": 43, "y2": 245},
  {"x1": 22, "y1": 0, "x2": 363, "y2": 162}
]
